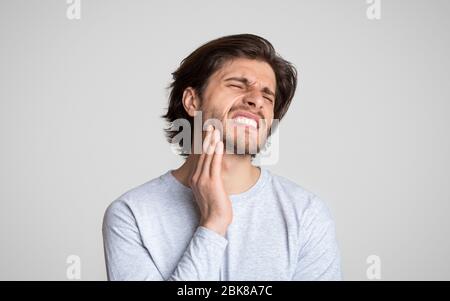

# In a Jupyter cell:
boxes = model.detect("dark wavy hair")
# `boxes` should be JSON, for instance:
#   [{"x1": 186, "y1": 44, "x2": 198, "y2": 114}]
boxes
[{"x1": 162, "y1": 33, "x2": 298, "y2": 157}]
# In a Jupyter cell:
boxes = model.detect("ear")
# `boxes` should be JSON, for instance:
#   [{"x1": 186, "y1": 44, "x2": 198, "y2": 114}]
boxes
[{"x1": 182, "y1": 87, "x2": 201, "y2": 118}]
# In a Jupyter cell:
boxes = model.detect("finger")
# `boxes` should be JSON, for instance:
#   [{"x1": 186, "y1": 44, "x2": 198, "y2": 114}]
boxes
[
  {"x1": 192, "y1": 125, "x2": 213, "y2": 180},
  {"x1": 211, "y1": 140, "x2": 224, "y2": 178},
  {"x1": 202, "y1": 125, "x2": 214, "y2": 153},
  {"x1": 202, "y1": 129, "x2": 219, "y2": 177}
]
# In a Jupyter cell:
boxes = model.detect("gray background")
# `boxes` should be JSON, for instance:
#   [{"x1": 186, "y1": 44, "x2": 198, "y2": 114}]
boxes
[{"x1": 1, "y1": 0, "x2": 449, "y2": 280}]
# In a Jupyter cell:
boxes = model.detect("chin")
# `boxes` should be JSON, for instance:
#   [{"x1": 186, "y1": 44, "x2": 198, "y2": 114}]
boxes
[{"x1": 224, "y1": 137, "x2": 260, "y2": 155}]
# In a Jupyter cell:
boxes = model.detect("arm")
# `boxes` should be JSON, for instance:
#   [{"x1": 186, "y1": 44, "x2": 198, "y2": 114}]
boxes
[
  {"x1": 292, "y1": 194, "x2": 342, "y2": 281},
  {"x1": 102, "y1": 200, "x2": 228, "y2": 281},
  {"x1": 103, "y1": 125, "x2": 231, "y2": 280}
]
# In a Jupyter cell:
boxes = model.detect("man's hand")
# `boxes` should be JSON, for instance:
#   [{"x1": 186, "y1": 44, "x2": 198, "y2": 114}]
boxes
[{"x1": 189, "y1": 125, "x2": 232, "y2": 237}]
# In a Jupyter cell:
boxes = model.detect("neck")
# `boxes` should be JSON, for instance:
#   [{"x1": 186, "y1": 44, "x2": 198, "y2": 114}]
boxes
[{"x1": 172, "y1": 153, "x2": 261, "y2": 195}]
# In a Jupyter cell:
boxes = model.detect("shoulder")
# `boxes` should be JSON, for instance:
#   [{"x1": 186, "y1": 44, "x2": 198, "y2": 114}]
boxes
[
  {"x1": 102, "y1": 172, "x2": 172, "y2": 229},
  {"x1": 267, "y1": 169, "x2": 335, "y2": 226}
]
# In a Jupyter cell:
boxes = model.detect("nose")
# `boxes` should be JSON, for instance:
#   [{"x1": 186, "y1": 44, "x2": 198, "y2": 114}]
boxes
[{"x1": 243, "y1": 89, "x2": 264, "y2": 109}]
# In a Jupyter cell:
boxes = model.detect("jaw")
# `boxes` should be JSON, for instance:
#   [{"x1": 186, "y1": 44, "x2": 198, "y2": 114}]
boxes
[{"x1": 223, "y1": 126, "x2": 261, "y2": 155}]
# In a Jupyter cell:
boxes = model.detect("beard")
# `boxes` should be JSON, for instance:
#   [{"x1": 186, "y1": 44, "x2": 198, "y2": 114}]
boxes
[{"x1": 222, "y1": 120, "x2": 269, "y2": 155}]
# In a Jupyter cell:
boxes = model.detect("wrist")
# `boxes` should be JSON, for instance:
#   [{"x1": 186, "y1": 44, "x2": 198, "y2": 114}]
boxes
[{"x1": 200, "y1": 219, "x2": 230, "y2": 237}]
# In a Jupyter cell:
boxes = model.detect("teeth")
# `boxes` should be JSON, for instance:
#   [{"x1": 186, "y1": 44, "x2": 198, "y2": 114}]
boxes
[{"x1": 233, "y1": 116, "x2": 257, "y2": 129}]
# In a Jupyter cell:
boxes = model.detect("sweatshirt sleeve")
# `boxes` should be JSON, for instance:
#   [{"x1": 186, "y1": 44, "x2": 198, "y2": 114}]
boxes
[
  {"x1": 102, "y1": 199, "x2": 228, "y2": 281},
  {"x1": 292, "y1": 194, "x2": 342, "y2": 281}
]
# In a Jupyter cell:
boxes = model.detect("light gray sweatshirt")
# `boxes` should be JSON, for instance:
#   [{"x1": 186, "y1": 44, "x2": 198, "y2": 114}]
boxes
[{"x1": 102, "y1": 167, "x2": 342, "y2": 280}]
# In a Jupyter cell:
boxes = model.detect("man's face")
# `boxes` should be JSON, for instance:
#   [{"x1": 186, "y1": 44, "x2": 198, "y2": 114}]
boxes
[{"x1": 199, "y1": 58, "x2": 276, "y2": 155}]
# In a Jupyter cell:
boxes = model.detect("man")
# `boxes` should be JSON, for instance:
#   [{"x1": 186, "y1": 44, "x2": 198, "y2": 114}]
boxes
[{"x1": 102, "y1": 34, "x2": 342, "y2": 280}]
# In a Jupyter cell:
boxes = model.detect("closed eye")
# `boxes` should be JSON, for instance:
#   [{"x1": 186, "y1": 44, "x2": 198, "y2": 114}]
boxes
[
  {"x1": 264, "y1": 96, "x2": 274, "y2": 103},
  {"x1": 228, "y1": 82, "x2": 274, "y2": 103}
]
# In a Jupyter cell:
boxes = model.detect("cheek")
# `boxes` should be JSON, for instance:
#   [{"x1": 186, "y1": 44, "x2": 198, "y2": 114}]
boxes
[
  {"x1": 216, "y1": 94, "x2": 240, "y2": 121},
  {"x1": 223, "y1": 90, "x2": 241, "y2": 108},
  {"x1": 206, "y1": 89, "x2": 236, "y2": 113},
  {"x1": 201, "y1": 103, "x2": 231, "y2": 130}
]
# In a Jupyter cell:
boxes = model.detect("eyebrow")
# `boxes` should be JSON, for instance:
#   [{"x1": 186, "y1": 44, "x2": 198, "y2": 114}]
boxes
[{"x1": 224, "y1": 76, "x2": 276, "y2": 98}]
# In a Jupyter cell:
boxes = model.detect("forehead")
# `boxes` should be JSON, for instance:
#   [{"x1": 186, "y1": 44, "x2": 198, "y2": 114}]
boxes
[{"x1": 214, "y1": 58, "x2": 276, "y2": 90}]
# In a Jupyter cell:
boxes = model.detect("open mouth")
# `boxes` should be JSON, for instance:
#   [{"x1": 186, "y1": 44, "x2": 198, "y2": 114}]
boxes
[
  {"x1": 230, "y1": 111, "x2": 261, "y2": 130},
  {"x1": 232, "y1": 116, "x2": 258, "y2": 130}
]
